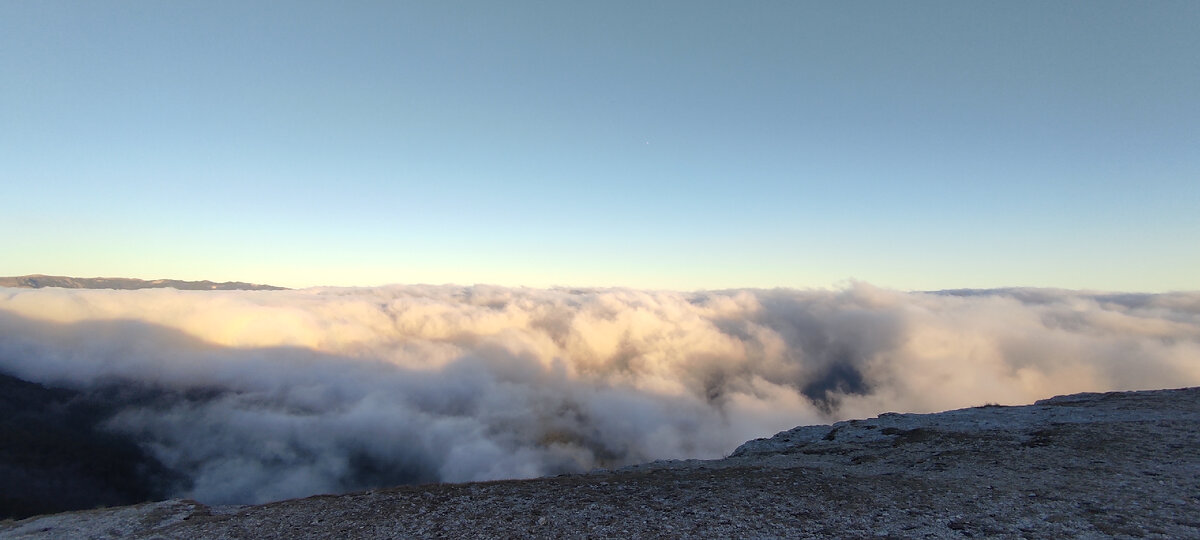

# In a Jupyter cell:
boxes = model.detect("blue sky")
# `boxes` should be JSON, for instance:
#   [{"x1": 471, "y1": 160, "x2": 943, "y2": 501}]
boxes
[{"x1": 2, "y1": 2, "x2": 1197, "y2": 290}]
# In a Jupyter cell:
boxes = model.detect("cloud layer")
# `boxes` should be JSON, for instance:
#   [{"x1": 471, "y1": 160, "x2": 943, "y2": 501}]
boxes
[{"x1": 1, "y1": 283, "x2": 1197, "y2": 504}]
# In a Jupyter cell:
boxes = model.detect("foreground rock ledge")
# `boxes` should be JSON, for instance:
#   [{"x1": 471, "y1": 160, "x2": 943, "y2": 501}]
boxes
[{"x1": 3, "y1": 388, "x2": 1198, "y2": 539}]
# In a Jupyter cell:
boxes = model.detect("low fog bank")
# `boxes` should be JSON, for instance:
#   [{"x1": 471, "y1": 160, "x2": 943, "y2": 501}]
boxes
[{"x1": 0, "y1": 283, "x2": 1197, "y2": 506}]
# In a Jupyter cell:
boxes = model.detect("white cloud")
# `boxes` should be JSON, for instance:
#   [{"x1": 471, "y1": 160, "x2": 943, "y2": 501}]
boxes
[{"x1": 1, "y1": 283, "x2": 1197, "y2": 504}]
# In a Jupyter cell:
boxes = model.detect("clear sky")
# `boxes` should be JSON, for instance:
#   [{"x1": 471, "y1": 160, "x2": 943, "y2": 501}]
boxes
[{"x1": 2, "y1": 1, "x2": 1197, "y2": 291}]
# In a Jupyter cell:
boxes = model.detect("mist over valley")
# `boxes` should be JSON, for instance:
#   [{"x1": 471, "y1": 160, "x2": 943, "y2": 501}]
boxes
[{"x1": 1, "y1": 280, "x2": 1197, "y2": 518}]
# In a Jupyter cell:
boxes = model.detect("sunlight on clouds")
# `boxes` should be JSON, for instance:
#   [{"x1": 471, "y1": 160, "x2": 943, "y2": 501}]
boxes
[{"x1": 1, "y1": 283, "x2": 1198, "y2": 504}]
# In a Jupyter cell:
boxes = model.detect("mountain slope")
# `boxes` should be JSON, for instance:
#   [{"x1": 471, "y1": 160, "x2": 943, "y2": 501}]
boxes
[
  {"x1": 0, "y1": 374, "x2": 179, "y2": 520},
  {"x1": 2, "y1": 386, "x2": 1197, "y2": 538},
  {"x1": 0, "y1": 275, "x2": 285, "y2": 291}
]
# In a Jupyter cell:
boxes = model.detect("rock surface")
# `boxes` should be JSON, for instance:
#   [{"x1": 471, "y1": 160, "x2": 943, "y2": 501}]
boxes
[{"x1": 3, "y1": 387, "x2": 1198, "y2": 539}]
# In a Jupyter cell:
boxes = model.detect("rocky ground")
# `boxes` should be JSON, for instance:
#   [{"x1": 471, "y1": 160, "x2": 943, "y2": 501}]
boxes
[{"x1": 2, "y1": 387, "x2": 1197, "y2": 539}]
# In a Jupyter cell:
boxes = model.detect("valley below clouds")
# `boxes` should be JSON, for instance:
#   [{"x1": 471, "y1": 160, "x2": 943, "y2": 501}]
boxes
[{"x1": 1, "y1": 283, "x2": 1197, "y2": 507}]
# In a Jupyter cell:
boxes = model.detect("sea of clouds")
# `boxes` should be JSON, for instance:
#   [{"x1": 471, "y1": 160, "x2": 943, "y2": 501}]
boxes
[{"x1": 1, "y1": 283, "x2": 1197, "y2": 504}]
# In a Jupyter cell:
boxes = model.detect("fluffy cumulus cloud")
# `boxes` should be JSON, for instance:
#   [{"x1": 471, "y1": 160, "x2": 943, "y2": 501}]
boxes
[{"x1": 1, "y1": 283, "x2": 1198, "y2": 504}]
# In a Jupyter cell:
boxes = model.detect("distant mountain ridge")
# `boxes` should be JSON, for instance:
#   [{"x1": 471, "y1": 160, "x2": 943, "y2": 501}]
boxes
[{"x1": 0, "y1": 275, "x2": 285, "y2": 291}]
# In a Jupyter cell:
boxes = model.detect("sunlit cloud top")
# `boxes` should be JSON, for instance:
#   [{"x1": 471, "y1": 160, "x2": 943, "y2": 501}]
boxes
[{"x1": 2, "y1": 283, "x2": 1198, "y2": 503}]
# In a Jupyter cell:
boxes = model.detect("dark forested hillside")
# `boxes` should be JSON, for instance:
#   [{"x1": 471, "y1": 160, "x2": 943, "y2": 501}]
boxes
[{"x1": 0, "y1": 373, "x2": 179, "y2": 520}]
